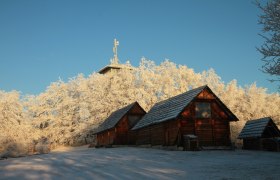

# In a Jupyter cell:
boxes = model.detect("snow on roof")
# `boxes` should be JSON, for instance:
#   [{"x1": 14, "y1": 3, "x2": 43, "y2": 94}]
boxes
[
  {"x1": 238, "y1": 117, "x2": 280, "y2": 139},
  {"x1": 94, "y1": 102, "x2": 139, "y2": 134}
]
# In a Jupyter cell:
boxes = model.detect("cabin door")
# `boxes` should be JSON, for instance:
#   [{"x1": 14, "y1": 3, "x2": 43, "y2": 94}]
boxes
[
  {"x1": 118, "y1": 132, "x2": 128, "y2": 144},
  {"x1": 195, "y1": 118, "x2": 230, "y2": 146},
  {"x1": 212, "y1": 118, "x2": 230, "y2": 146},
  {"x1": 195, "y1": 119, "x2": 215, "y2": 146}
]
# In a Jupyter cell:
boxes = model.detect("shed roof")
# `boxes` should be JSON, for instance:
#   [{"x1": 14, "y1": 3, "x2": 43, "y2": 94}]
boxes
[
  {"x1": 94, "y1": 102, "x2": 143, "y2": 134},
  {"x1": 238, "y1": 117, "x2": 280, "y2": 139},
  {"x1": 133, "y1": 85, "x2": 238, "y2": 130}
]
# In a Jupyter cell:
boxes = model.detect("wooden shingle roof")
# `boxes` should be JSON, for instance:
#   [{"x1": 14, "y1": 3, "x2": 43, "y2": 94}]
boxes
[
  {"x1": 133, "y1": 85, "x2": 238, "y2": 130},
  {"x1": 133, "y1": 85, "x2": 232, "y2": 130},
  {"x1": 132, "y1": 86, "x2": 206, "y2": 130},
  {"x1": 94, "y1": 102, "x2": 140, "y2": 134},
  {"x1": 238, "y1": 117, "x2": 280, "y2": 139}
]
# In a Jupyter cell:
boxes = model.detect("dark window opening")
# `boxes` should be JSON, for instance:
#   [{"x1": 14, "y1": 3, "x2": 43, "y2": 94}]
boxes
[
  {"x1": 128, "y1": 115, "x2": 141, "y2": 128},
  {"x1": 195, "y1": 102, "x2": 211, "y2": 118}
]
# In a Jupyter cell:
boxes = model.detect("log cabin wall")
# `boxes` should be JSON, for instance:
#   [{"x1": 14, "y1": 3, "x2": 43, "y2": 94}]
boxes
[
  {"x1": 164, "y1": 120, "x2": 180, "y2": 146},
  {"x1": 243, "y1": 138, "x2": 261, "y2": 150},
  {"x1": 126, "y1": 105, "x2": 146, "y2": 144},
  {"x1": 95, "y1": 102, "x2": 146, "y2": 146},
  {"x1": 179, "y1": 102, "x2": 195, "y2": 137},
  {"x1": 133, "y1": 85, "x2": 237, "y2": 148},
  {"x1": 113, "y1": 107, "x2": 146, "y2": 145},
  {"x1": 178, "y1": 90, "x2": 231, "y2": 147},
  {"x1": 136, "y1": 120, "x2": 180, "y2": 146},
  {"x1": 150, "y1": 123, "x2": 165, "y2": 145},
  {"x1": 96, "y1": 129, "x2": 116, "y2": 146},
  {"x1": 238, "y1": 117, "x2": 280, "y2": 151},
  {"x1": 136, "y1": 127, "x2": 151, "y2": 145},
  {"x1": 114, "y1": 115, "x2": 129, "y2": 144},
  {"x1": 243, "y1": 137, "x2": 280, "y2": 151},
  {"x1": 135, "y1": 88, "x2": 233, "y2": 147},
  {"x1": 262, "y1": 138, "x2": 280, "y2": 151},
  {"x1": 135, "y1": 123, "x2": 161, "y2": 146}
]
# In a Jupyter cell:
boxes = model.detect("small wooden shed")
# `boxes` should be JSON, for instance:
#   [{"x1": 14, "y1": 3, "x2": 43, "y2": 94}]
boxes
[
  {"x1": 94, "y1": 102, "x2": 146, "y2": 147},
  {"x1": 133, "y1": 85, "x2": 238, "y2": 149},
  {"x1": 238, "y1": 117, "x2": 280, "y2": 151}
]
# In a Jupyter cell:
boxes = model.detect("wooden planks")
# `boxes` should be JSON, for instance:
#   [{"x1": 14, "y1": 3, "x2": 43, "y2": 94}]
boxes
[{"x1": 133, "y1": 86, "x2": 236, "y2": 148}]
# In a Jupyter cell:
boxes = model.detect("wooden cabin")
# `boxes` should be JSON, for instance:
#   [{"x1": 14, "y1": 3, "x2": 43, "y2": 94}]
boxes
[
  {"x1": 94, "y1": 102, "x2": 146, "y2": 147},
  {"x1": 238, "y1": 117, "x2": 280, "y2": 151},
  {"x1": 132, "y1": 85, "x2": 238, "y2": 149}
]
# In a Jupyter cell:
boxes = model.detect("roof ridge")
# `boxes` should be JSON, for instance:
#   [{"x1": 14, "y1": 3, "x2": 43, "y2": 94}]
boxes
[
  {"x1": 94, "y1": 101, "x2": 139, "y2": 134},
  {"x1": 238, "y1": 117, "x2": 276, "y2": 139},
  {"x1": 246, "y1": 117, "x2": 271, "y2": 123},
  {"x1": 153, "y1": 85, "x2": 207, "y2": 106},
  {"x1": 132, "y1": 85, "x2": 208, "y2": 130}
]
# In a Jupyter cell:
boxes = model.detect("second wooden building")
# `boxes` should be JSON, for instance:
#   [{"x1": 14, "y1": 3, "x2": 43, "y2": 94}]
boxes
[
  {"x1": 94, "y1": 102, "x2": 146, "y2": 147},
  {"x1": 132, "y1": 85, "x2": 239, "y2": 149}
]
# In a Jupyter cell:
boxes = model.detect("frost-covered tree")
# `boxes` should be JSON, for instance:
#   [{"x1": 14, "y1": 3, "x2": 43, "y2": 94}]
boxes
[
  {"x1": 2, "y1": 58, "x2": 280, "y2": 152},
  {"x1": 0, "y1": 91, "x2": 42, "y2": 157},
  {"x1": 256, "y1": 0, "x2": 280, "y2": 88},
  {"x1": 30, "y1": 59, "x2": 280, "y2": 146}
]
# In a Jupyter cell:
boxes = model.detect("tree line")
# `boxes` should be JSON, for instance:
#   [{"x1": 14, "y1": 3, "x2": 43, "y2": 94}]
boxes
[{"x1": 1, "y1": 59, "x2": 280, "y2": 157}]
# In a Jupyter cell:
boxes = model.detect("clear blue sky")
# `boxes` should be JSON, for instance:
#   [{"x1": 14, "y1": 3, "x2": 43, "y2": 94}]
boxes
[{"x1": 0, "y1": 0, "x2": 277, "y2": 95}]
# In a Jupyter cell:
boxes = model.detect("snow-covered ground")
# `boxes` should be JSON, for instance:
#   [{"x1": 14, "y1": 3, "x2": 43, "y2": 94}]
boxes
[{"x1": 0, "y1": 146, "x2": 279, "y2": 180}]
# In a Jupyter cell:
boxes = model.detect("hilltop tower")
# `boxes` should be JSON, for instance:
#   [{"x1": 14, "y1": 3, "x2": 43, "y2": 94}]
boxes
[{"x1": 98, "y1": 39, "x2": 133, "y2": 75}]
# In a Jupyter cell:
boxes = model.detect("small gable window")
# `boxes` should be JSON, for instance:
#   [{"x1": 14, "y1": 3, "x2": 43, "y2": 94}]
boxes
[
  {"x1": 128, "y1": 115, "x2": 141, "y2": 128},
  {"x1": 195, "y1": 102, "x2": 211, "y2": 118}
]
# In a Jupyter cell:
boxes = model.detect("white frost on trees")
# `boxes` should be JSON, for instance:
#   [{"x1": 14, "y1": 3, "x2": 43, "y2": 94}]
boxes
[{"x1": 1, "y1": 59, "x2": 280, "y2": 156}]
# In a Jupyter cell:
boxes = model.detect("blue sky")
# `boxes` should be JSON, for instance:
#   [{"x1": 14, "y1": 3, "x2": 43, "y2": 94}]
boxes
[{"x1": 0, "y1": 0, "x2": 277, "y2": 95}]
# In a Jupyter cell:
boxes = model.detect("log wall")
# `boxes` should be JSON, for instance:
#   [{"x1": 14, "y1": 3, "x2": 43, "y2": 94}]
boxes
[
  {"x1": 96, "y1": 128, "x2": 116, "y2": 146},
  {"x1": 96, "y1": 103, "x2": 146, "y2": 146},
  {"x1": 135, "y1": 88, "x2": 233, "y2": 147}
]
